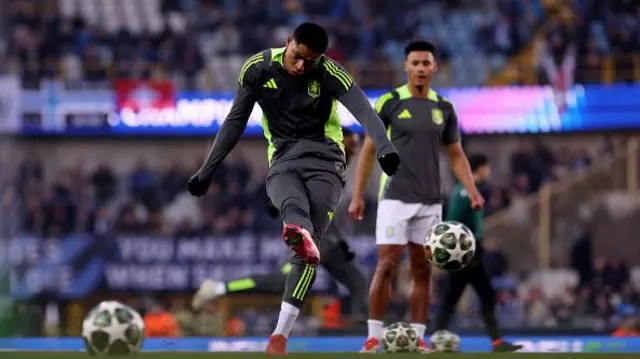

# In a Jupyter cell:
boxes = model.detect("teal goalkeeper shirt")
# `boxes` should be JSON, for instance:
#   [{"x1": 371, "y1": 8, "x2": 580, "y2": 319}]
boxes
[{"x1": 446, "y1": 183, "x2": 483, "y2": 240}]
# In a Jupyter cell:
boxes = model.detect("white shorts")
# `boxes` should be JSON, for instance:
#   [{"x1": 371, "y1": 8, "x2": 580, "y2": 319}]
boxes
[{"x1": 375, "y1": 199, "x2": 442, "y2": 246}]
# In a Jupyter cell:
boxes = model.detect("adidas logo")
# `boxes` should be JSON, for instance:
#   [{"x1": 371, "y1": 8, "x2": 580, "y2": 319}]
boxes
[
  {"x1": 263, "y1": 79, "x2": 278, "y2": 89},
  {"x1": 398, "y1": 109, "x2": 412, "y2": 119}
]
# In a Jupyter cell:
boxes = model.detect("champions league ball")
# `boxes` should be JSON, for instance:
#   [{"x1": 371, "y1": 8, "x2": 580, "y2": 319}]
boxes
[
  {"x1": 82, "y1": 301, "x2": 144, "y2": 356},
  {"x1": 425, "y1": 221, "x2": 476, "y2": 271},
  {"x1": 430, "y1": 330, "x2": 461, "y2": 352},
  {"x1": 380, "y1": 322, "x2": 420, "y2": 353}
]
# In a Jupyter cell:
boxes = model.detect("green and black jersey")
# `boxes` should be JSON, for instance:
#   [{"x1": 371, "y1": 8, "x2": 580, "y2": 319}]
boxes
[
  {"x1": 376, "y1": 85, "x2": 460, "y2": 204},
  {"x1": 446, "y1": 183, "x2": 483, "y2": 239},
  {"x1": 199, "y1": 48, "x2": 394, "y2": 178}
]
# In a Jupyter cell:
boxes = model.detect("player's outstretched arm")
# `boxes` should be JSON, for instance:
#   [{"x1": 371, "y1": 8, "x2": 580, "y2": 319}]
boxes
[{"x1": 196, "y1": 85, "x2": 256, "y2": 180}]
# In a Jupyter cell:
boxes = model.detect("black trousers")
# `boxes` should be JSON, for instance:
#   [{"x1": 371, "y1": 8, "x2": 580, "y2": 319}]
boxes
[{"x1": 435, "y1": 245, "x2": 497, "y2": 331}]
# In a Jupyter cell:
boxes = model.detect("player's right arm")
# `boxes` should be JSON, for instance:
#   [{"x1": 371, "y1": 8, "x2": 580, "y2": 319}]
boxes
[
  {"x1": 196, "y1": 53, "x2": 262, "y2": 180},
  {"x1": 349, "y1": 92, "x2": 393, "y2": 220}
]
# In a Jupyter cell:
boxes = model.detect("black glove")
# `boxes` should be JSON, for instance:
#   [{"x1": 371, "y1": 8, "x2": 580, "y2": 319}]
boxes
[
  {"x1": 378, "y1": 151, "x2": 400, "y2": 176},
  {"x1": 267, "y1": 200, "x2": 280, "y2": 218},
  {"x1": 187, "y1": 173, "x2": 212, "y2": 197}
]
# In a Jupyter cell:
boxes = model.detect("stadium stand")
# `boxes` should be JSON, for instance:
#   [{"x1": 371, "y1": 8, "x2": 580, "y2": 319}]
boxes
[
  {"x1": 3, "y1": 0, "x2": 636, "y2": 90},
  {"x1": 0, "y1": 0, "x2": 639, "y2": 341}
]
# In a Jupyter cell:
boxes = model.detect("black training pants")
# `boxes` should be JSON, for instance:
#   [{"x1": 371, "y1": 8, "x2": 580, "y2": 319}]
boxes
[
  {"x1": 435, "y1": 246, "x2": 498, "y2": 332},
  {"x1": 266, "y1": 156, "x2": 345, "y2": 308}
]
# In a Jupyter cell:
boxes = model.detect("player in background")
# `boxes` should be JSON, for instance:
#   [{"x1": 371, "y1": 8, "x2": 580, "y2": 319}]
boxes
[
  {"x1": 192, "y1": 128, "x2": 369, "y2": 322},
  {"x1": 187, "y1": 23, "x2": 400, "y2": 355},
  {"x1": 348, "y1": 40, "x2": 484, "y2": 353},
  {"x1": 435, "y1": 154, "x2": 522, "y2": 352}
]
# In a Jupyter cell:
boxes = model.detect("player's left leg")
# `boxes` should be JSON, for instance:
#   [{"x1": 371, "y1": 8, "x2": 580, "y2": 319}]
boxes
[
  {"x1": 192, "y1": 266, "x2": 290, "y2": 310},
  {"x1": 468, "y1": 257, "x2": 522, "y2": 352},
  {"x1": 406, "y1": 203, "x2": 442, "y2": 352}
]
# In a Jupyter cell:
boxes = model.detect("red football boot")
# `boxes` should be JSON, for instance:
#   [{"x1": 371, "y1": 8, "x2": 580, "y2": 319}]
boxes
[
  {"x1": 282, "y1": 224, "x2": 320, "y2": 266},
  {"x1": 265, "y1": 334, "x2": 287, "y2": 355},
  {"x1": 359, "y1": 337, "x2": 380, "y2": 353}
]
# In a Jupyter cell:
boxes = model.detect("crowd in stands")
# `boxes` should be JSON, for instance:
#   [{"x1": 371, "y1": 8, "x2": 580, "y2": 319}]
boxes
[
  {"x1": 3, "y1": 0, "x2": 636, "y2": 89},
  {"x1": 1, "y1": 138, "x2": 605, "y2": 238},
  {"x1": 2, "y1": 153, "x2": 281, "y2": 238},
  {"x1": 537, "y1": 0, "x2": 638, "y2": 88}
]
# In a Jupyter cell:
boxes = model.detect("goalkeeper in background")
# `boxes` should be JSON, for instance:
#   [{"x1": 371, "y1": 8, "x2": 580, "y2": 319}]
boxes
[{"x1": 434, "y1": 154, "x2": 522, "y2": 352}]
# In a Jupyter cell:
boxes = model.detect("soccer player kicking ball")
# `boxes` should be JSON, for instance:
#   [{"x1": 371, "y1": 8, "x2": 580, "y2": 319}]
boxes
[
  {"x1": 348, "y1": 40, "x2": 484, "y2": 353},
  {"x1": 187, "y1": 23, "x2": 400, "y2": 355},
  {"x1": 192, "y1": 128, "x2": 370, "y2": 323},
  {"x1": 435, "y1": 154, "x2": 522, "y2": 352}
]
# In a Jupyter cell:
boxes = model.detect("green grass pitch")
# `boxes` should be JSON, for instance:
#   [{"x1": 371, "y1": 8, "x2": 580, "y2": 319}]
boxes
[{"x1": 2, "y1": 353, "x2": 640, "y2": 359}]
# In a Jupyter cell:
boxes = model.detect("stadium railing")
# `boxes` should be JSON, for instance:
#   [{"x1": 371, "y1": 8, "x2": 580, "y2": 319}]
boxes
[{"x1": 484, "y1": 137, "x2": 640, "y2": 272}]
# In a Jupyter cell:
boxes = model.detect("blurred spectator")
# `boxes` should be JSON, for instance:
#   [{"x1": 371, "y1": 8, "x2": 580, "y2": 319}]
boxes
[
  {"x1": 495, "y1": 289, "x2": 525, "y2": 328},
  {"x1": 129, "y1": 160, "x2": 160, "y2": 211},
  {"x1": 570, "y1": 227, "x2": 594, "y2": 289},
  {"x1": 526, "y1": 286, "x2": 555, "y2": 327},
  {"x1": 90, "y1": 162, "x2": 117, "y2": 207},
  {"x1": 538, "y1": 8, "x2": 577, "y2": 90},
  {"x1": 226, "y1": 317, "x2": 247, "y2": 336},
  {"x1": 171, "y1": 299, "x2": 194, "y2": 337},
  {"x1": 18, "y1": 152, "x2": 43, "y2": 184},
  {"x1": 612, "y1": 317, "x2": 640, "y2": 337},
  {"x1": 550, "y1": 286, "x2": 577, "y2": 325},
  {"x1": 191, "y1": 302, "x2": 223, "y2": 336},
  {"x1": 143, "y1": 301, "x2": 180, "y2": 337}
]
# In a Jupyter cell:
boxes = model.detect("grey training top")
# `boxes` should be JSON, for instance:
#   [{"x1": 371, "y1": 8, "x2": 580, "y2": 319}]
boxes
[
  {"x1": 376, "y1": 85, "x2": 460, "y2": 204},
  {"x1": 198, "y1": 48, "x2": 395, "y2": 179}
]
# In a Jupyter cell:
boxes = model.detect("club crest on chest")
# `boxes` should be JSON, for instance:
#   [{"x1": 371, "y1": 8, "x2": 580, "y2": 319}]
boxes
[{"x1": 308, "y1": 79, "x2": 321, "y2": 98}]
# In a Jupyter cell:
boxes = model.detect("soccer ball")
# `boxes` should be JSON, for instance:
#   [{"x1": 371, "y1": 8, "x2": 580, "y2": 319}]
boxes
[
  {"x1": 425, "y1": 221, "x2": 476, "y2": 271},
  {"x1": 82, "y1": 301, "x2": 145, "y2": 356},
  {"x1": 430, "y1": 330, "x2": 461, "y2": 352},
  {"x1": 380, "y1": 322, "x2": 420, "y2": 353}
]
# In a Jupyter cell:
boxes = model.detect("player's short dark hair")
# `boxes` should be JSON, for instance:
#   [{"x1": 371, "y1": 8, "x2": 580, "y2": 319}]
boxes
[
  {"x1": 469, "y1": 154, "x2": 489, "y2": 173},
  {"x1": 293, "y1": 22, "x2": 329, "y2": 54},
  {"x1": 404, "y1": 40, "x2": 437, "y2": 58}
]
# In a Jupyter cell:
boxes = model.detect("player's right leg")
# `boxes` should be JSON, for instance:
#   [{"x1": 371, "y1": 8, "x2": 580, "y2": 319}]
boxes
[
  {"x1": 405, "y1": 204, "x2": 442, "y2": 352},
  {"x1": 265, "y1": 166, "x2": 342, "y2": 354},
  {"x1": 362, "y1": 199, "x2": 418, "y2": 353},
  {"x1": 266, "y1": 170, "x2": 319, "y2": 265},
  {"x1": 264, "y1": 169, "x2": 319, "y2": 354}
]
